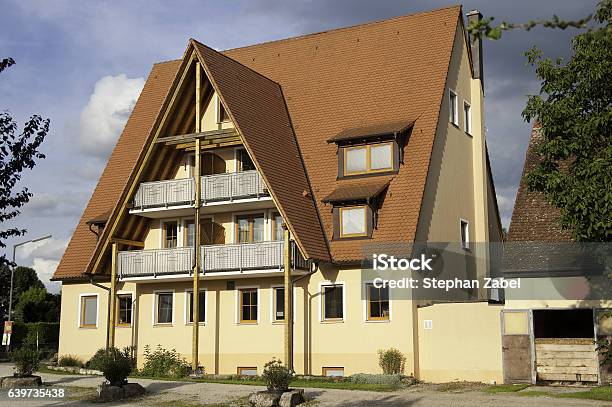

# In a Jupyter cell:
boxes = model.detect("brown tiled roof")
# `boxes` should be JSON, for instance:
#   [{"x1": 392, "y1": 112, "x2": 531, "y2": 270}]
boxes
[
  {"x1": 54, "y1": 5, "x2": 462, "y2": 278},
  {"x1": 225, "y1": 5, "x2": 460, "y2": 262},
  {"x1": 53, "y1": 61, "x2": 180, "y2": 279},
  {"x1": 322, "y1": 177, "x2": 392, "y2": 203},
  {"x1": 507, "y1": 123, "x2": 572, "y2": 242},
  {"x1": 327, "y1": 120, "x2": 415, "y2": 143},
  {"x1": 191, "y1": 40, "x2": 330, "y2": 261}
]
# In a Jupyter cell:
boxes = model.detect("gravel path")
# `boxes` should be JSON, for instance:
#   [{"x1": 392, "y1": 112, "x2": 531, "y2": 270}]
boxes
[{"x1": 0, "y1": 363, "x2": 609, "y2": 406}]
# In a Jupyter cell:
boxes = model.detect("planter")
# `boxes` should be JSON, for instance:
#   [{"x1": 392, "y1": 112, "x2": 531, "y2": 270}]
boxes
[
  {"x1": 248, "y1": 389, "x2": 305, "y2": 407},
  {"x1": 0, "y1": 375, "x2": 42, "y2": 388},
  {"x1": 97, "y1": 382, "x2": 145, "y2": 402}
]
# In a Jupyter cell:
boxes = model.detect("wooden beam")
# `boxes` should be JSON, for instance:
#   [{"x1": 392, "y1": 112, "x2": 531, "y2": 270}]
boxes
[
  {"x1": 184, "y1": 140, "x2": 243, "y2": 152},
  {"x1": 174, "y1": 135, "x2": 242, "y2": 150},
  {"x1": 157, "y1": 127, "x2": 237, "y2": 145},
  {"x1": 283, "y1": 225, "x2": 293, "y2": 370},
  {"x1": 110, "y1": 238, "x2": 145, "y2": 248},
  {"x1": 192, "y1": 62, "x2": 202, "y2": 373},
  {"x1": 108, "y1": 243, "x2": 118, "y2": 348}
]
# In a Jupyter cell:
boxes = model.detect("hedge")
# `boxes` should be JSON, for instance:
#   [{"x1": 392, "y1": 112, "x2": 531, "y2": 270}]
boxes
[{"x1": 5, "y1": 322, "x2": 59, "y2": 352}]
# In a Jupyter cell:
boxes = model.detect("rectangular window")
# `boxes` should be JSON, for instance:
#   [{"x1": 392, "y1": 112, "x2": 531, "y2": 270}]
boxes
[
  {"x1": 239, "y1": 288, "x2": 258, "y2": 323},
  {"x1": 217, "y1": 96, "x2": 230, "y2": 123},
  {"x1": 162, "y1": 221, "x2": 178, "y2": 249},
  {"x1": 460, "y1": 219, "x2": 469, "y2": 250},
  {"x1": 449, "y1": 89, "x2": 458, "y2": 125},
  {"x1": 184, "y1": 218, "x2": 217, "y2": 247},
  {"x1": 367, "y1": 284, "x2": 390, "y2": 321},
  {"x1": 237, "y1": 367, "x2": 257, "y2": 376},
  {"x1": 322, "y1": 367, "x2": 344, "y2": 377},
  {"x1": 116, "y1": 294, "x2": 132, "y2": 326},
  {"x1": 235, "y1": 214, "x2": 265, "y2": 243},
  {"x1": 323, "y1": 285, "x2": 344, "y2": 320},
  {"x1": 237, "y1": 148, "x2": 256, "y2": 172},
  {"x1": 343, "y1": 142, "x2": 394, "y2": 176},
  {"x1": 155, "y1": 292, "x2": 173, "y2": 324},
  {"x1": 187, "y1": 290, "x2": 206, "y2": 323},
  {"x1": 272, "y1": 212, "x2": 284, "y2": 241},
  {"x1": 274, "y1": 287, "x2": 285, "y2": 321},
  {"x1": 80, "y1": 295, "x2": 97, "y2": 328},
  {"x1": 339, "y1": 206, "x2": 367, "y2": 238},
  {"x1": 463, "y1": 101, "x2": 472, "y2": 134}
]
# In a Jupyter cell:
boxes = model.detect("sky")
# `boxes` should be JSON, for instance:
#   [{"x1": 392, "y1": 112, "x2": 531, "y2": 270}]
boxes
[{"x1": 0, "y1": 0, "x2": 598, "y2": 293}]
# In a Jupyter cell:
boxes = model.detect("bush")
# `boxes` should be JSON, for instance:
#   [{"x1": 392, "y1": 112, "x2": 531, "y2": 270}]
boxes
[
  {"x1": 11, "y1": 334, "x2": 41, "y2": 377},
  {"x1": 87, "y1": 346, "x2": 135, "y2": 371},
  {"x1": 58, "y1": 354, "x2": 83, "y2": 368},
  {"x1": 98, "y1": 348, "x2": 133, "y2": 386},
  {"x1": 261, "y1": 358, "x2": 293, "y2": 392},
  {"x1": 137, "y1": 345, "x2": 190, "y2": 379},
  {"x1": 348, "y1": 373, "x2": 403, "y2": 386},
  {"x1": 7, "y1": 322, "x2": 59, "y2": 353},
  {"x1": 378, "y1": 348, "x2": 405, "y2": 375}
]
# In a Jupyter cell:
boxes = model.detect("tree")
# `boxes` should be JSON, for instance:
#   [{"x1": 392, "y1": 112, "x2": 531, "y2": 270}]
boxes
[
  {"x1": 0, "y1": 266, "x2": 46, "y2": 321},
  {"x1": 14, "y1": 287, "x2": 60, "y2": 323},
  {"x1": 522, "y1": 2, "x2": 611, "y2": 241},
  {"x1": 0, "y1": 58, "x2": 49, "y2": 266}
]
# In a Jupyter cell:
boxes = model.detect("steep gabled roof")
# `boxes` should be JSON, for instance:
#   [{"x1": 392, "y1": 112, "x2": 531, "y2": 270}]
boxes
[
  {"x1": 507, "y1": 123, "x2": 572, "y2": 242},
  {"x1": 54, "y1": 5, "x2": 462, "y2": 279},
  {"x1": 191, "y1": 40, "x2": 330, "y2": 261}
]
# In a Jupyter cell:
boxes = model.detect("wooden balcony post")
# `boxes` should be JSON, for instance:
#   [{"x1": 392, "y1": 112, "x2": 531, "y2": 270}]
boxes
[
  {"x1": 192, "y1": 61, "x2": 202, "y2": 372},
  {"x1": 283, "y1": 224, "x2": 293, "y2": 370},
  {"x1": 109, "y1": 242, "x2": 118, "y2": 349}
]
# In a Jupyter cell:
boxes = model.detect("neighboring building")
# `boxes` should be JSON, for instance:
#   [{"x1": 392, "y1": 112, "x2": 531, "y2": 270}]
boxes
[
  {"x1": 503, "y1": 123, "x2": 611, "y2": 384},
  {"x1": 53, "y1": 6, "x2": 505, "y2": 383}
]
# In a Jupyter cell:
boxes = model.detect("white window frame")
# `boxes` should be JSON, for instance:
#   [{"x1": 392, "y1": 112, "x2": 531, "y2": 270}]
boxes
[
  {"x1": 463, "y1": 100, "x2": 472, "y2": 135},
  {"x1": 460, "y1": 218, "x2": 470, "y2": 250},
  {"x1": 78, "y1": 293, "x2": 99, "y2": 329},
  {"x1": 152, "y1": 290, "x2": 175, "y2": 326},
  {"x1": 184, "y1": 288, "x2": 207, "y2": 325},
  {"x1": 362, "y1": 281, "x2": 392, "y2": 323},
  {"x1": 159, "y1": 218, "x2": 181, "y2": 249},
  {"x1": 116, "y1": 290, "x2": 134, "y2": 328},
  {"x1": 449, "y1": 89, "x2": 459, "y2": 126},
  {"x1": 235, "y1": 285, "x2": 260, "y2": 325},
  {"x1": 319, "y1": 281, "x2": 346, "y2": 322}
]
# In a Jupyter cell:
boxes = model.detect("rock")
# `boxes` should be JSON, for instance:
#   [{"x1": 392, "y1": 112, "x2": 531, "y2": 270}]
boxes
[
  {"x1": 123, "y1": 383, "x2": 146, "y2": 398},
  {"x1": 279, "y1": 389, "x2": 305, "y2": 407},
  {"x1": 0, "y1": 376, "x2": 42, "y2": 388},
  {"x1": 97, "y1": 384, "x2": 125, "y2": 402},
  {"x1": 249, "y1": 390, "x2": 282, "y2": 407}
]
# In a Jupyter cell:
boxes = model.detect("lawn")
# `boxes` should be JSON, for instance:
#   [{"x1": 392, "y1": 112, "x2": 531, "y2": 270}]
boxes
[{"x1": 484, "y1": 384, "x2": 612, "y2": 402}]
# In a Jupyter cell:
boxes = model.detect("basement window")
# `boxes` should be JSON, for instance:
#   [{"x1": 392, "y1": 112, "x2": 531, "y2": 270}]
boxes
[
  {"x1": 322, "y1": 367, "x2": 345, "y2": 377},
  {"x1": 237, "y1": 367, "x2": 257, "y2": 376}
]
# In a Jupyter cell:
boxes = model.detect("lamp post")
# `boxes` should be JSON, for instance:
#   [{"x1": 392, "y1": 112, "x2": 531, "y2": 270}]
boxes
[{"x1": 5, "y1": 234, "x2": 52, "y2": 352}]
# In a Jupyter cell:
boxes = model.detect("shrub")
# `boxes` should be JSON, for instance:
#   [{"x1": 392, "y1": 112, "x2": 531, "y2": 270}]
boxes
[
  {"x1": 58, "y1": 354, "x2": 83, "y2": 368},
  {"x1": 348, "y1": 373, "x2": 403, "y2": 386},
  {"x1": 87, "y1": 346, "x2": 135, "y2": 371},
  {"x1": 138, "y1": 345, "x2": 190, "y2": 379},
  {"x1": 98, "y1": 348, "x2": 133, "y2": 386},
  {"x1": 11, "y1": 334, "x2": 40, "y2": 377},
  {"x1": 261, "y1": 358, "x2": 293, "y2": 392},
  {"x1": 378, "y1": 348, "x2": 405, "y2": 375}
]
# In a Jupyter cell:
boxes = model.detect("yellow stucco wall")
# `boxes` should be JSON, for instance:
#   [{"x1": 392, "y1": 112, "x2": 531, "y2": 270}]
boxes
[{"x1": 417, "y1": 302, "x2": 504, "y2": 384}]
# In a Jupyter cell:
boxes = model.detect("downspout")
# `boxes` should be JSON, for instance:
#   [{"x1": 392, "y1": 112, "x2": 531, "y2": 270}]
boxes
[
  {"x1": 89, "y1": 275, "x2": 110, "y2": 351},
  {"x1": 291, "y1": 260, "x2": 317, "y2": 374}
]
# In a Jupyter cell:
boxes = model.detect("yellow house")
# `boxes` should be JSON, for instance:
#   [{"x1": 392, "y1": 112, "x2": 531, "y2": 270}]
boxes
[{"x1": 53, "y1": 6, "x2": 508, "y2": 383}]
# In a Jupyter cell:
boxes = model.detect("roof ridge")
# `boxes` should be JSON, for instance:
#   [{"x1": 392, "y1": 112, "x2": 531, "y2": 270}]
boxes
[{"x1": 221, "y1": 4, "x2": 461, "y2": 53}]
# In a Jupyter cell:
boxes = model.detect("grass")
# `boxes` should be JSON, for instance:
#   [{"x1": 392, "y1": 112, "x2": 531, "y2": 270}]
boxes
[
  {"x1": 555, "y1": 386, "x2": 612, "y2": 402},
  {"x1": 436, "y1": 381, "x2": 486, "y2": 393},
  {"x1": 484, "y1": 384, "x2": 529, "y2": 393},
  {"x1": 188, "y1": 376, "x2": 398, "y2": 392}
]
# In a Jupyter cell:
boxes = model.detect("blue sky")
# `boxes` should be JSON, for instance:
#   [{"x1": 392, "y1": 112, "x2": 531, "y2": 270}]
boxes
[{"x1": 0, "y1": 0, "x2": 597, "y2": 292}]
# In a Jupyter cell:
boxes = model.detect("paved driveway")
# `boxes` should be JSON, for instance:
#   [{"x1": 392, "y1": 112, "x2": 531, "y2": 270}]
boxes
[{"x1": 0, "y1": 363, "x2": 609, "y2": 406}]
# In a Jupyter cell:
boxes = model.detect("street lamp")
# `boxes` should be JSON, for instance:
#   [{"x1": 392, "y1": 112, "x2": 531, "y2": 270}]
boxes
[{"x1": 5, "y1": 234, "x2": 52, "y2": 352}]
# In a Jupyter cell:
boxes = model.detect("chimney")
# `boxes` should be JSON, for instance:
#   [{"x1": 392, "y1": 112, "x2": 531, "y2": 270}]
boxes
[{"x1": 467, "y1": 10, "x2": 484, "y2": 86}]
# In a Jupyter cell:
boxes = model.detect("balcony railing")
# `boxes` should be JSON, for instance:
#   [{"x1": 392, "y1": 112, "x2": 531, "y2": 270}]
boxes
[
  {"x1": 132, "y1": 170, "x2": 268, "y2": 209},
  {"x1": 117, "y1": 241, "x2": 309, "y2": 278}
]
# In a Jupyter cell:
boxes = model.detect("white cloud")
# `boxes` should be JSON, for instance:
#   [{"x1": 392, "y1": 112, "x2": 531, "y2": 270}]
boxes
[
  {"x1": 78, "y1": 74, "x2": 144, "y2": 158},
  {"x1": 31, "y1": 258, "x2": 61, "y2": 294},
  {"x1": 14, "y1": 238, "x2": 68, "y2": 294}
]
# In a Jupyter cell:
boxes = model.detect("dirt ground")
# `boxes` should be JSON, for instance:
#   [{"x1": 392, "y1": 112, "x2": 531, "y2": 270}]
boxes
[{"x1": 0, "y1": 364, "x2": 609, "y2": 407}]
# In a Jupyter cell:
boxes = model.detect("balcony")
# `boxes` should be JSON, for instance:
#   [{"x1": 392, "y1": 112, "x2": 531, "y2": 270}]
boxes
[
  {"x1": 129, "y1": 170, "x2": 273, "y2": 217},
  {"x1": 117, "y1": 241, "x2": 309, "y2": 280}
]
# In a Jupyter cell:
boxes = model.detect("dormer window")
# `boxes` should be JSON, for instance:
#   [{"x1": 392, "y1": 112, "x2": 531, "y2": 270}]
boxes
[
  {"x1": 343, "y1": 142, "x2": 394, "y2": 176},
  {"x1": 328, "y1": 120, "x2": 414, "y2": 179}
]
